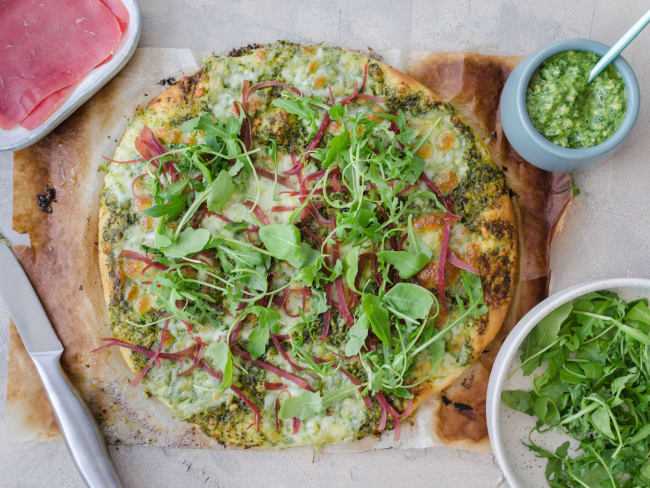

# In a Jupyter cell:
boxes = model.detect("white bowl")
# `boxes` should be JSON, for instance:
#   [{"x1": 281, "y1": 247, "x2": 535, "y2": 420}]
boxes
[{"x1": 486, "y1": 278, "x2": 650, "y2": 487}]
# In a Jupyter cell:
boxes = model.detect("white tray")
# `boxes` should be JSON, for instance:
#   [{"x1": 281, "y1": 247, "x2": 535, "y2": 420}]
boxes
[{"x1": 0, "y1": 0, "x2": 141, "y2": 152}]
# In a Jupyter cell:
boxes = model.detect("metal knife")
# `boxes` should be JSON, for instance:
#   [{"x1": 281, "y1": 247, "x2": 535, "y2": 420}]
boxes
[{"x1": 0, "y1": 243, "x2": 123, "y2": 488}]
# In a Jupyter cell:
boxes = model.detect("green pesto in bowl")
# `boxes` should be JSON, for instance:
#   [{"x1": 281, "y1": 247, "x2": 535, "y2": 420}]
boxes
[{"x1": 526, "y1": 50, "x2": 626, "y2": 149}]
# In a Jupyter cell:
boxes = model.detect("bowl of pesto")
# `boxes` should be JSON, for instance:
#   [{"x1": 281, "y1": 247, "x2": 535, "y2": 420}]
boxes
[{"x1": 500, "y1": 39, "x2": 640, "y2": 173}]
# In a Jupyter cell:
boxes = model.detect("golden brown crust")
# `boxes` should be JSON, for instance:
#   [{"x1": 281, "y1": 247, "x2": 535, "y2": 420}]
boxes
[
  {"x1": 97, "y1": 205, "x2": 113, "y2": 319},
  {"x1": 472, "y1": 194, "x2": 518, "y2": 355},
  {"x1": 382, "y1": 64, "x2": 445, "y2": 104},
  {"x1": 147, "y1": 69, "x2": 204, "y2": 117},
  {"x1": 97, "y1": 204, "x2": 138, "y2": 371}
]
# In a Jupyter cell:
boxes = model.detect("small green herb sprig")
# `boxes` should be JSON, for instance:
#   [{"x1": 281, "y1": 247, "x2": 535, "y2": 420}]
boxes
[{"x1": 502, "y1": 292, "x2": 650, "y2": 487}]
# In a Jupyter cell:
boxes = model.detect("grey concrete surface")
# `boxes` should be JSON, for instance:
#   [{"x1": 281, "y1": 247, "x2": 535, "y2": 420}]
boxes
[{"x1": 1, "y1": 1, "x2": 649, "y2": 487}]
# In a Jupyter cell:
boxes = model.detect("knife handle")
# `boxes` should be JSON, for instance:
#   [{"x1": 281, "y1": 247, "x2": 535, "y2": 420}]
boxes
[{"x1": 31, "y1": 351, "x2": 124, "y2": 488}]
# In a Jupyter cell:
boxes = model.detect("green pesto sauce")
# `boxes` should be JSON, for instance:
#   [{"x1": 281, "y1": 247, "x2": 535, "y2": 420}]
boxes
[{"x1": 526, "y1": 50, "x2": 626, "y2": 148}]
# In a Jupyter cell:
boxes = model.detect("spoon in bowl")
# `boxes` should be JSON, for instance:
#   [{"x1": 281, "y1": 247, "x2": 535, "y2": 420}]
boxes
[{"x1": 588, "y1": 8, "x2": 650, "y2": 83}]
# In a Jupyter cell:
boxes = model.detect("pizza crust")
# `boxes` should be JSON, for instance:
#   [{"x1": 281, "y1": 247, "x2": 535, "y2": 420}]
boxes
[{"x1": 97, "y1": 204, "x2": 139, "y2": 372}]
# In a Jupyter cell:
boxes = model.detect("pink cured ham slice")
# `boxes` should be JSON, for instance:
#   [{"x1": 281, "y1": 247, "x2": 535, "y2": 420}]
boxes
[
  {"x1": 0, "y1": 0, "x2": 122, "y2": 130},
  {"x1": 20, "y1": 84, "x2": 77, "y2": 131},
  {"x1": 99, "y1": 0, "x2": 130, "y2": 34},
  {"x1": 19, "y1": 0, "x2": 130, "y2": 130},
  {"x1": 94, "y1": 0, "x2": 130, "y2": 66}
]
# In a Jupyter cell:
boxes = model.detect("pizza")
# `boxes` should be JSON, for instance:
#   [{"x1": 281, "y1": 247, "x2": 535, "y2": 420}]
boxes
[{"x1": 97, "y1": 41, "x2": 516, "y2": 448}]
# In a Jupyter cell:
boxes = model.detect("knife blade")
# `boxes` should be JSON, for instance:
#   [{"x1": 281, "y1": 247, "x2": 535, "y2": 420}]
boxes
[
  {"x1": 0, "y1": 244, "x2": 63, "y2": 354},
  {"x1": 0, "y1": 242, "x2": 123, "y2": 488}
]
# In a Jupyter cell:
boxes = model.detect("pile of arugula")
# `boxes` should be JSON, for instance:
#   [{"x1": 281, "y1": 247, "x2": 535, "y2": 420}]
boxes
[
  {"x1": 502, "y1": 292, "x2": 650, "y2": 487},
  {"x1": 119, "y1": 78, "x2": 488, "y2": 432}
]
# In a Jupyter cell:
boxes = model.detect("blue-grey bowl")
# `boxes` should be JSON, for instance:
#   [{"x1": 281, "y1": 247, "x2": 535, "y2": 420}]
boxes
[{"x1": 500, "y1": 39, "x2": 640, "y2": 173}]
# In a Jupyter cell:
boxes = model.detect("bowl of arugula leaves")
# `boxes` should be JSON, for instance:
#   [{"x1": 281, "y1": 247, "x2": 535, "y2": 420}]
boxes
[{"x1": 486, "y1": 278, "x2": 650, "y2": 487}]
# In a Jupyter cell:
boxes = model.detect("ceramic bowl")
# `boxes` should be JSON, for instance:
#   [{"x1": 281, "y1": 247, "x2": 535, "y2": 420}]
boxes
[
  {"x1": 500, "y1": 39, "x2": 640, "y2": 173},
  {"x1": 486, "y1": 278, "x2": 650, "y2": 487}
]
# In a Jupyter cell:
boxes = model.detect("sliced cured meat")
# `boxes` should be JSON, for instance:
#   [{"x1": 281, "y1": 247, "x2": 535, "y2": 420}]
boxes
[
  {"x1": 3, "y1": 0, "x2": 129, "y2": 131},
  {"x1": 20, "y1": 84, "x2": 77, "y2": 131},
  {"x1": 99, "y1": 0, "x2": 130, "y2": 34},
  {"x1": 21, "y1": 0, "x2": 132, "y2": 130},
  {"x1": 18, "y1": 0, "x2": 129, "y2": 130},
  {"x1": 94, "y1": 1, "x2": 130, "y2": 66},
  {"x1": 0, "y1": 0, "x2": 121, "y2": 129}
]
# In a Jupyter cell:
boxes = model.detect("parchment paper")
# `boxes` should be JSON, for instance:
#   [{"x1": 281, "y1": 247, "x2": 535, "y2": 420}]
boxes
[{"x1": 5, "y1": 47, "x2": 571, "y2": 452}]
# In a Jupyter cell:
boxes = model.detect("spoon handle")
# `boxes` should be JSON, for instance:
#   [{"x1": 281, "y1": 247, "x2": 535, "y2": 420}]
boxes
[{"x1": 588, "y1": 8, "x2": 650, "y2": 83}]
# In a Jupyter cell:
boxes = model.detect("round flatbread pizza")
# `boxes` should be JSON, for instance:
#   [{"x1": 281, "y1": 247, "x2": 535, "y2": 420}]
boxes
[{"x1": 98, "y1": 41, "x2": 516, "y2": 448}]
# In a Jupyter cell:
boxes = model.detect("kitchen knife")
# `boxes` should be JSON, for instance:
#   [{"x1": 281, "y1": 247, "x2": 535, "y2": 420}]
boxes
[{"x1": 0, "y1": 242, "x2": 123, "y2": 488}]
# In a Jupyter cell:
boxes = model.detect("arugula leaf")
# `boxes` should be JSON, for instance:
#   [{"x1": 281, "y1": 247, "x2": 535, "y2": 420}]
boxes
[
  {"x1": 160, "y1": 227, "x2": 210, "y2": 258},
  {"x1": 342, "y1": 248, "x2": 360, "y2": 291},
  {"x1": 501, "y1": 390, "x2": 535, "y2": 415},
  {"x1": 247, "y1": 324, "x2": 270, "y2": 360},
  {"x1": 205, "y1": 342, "x2": 232, "y2": 390},
  {"x1": 277, "y1": 387, "x2": 357, "y2": 421},
  {"x1": 158, "y1": 179, "x2": 189, "y2": 200},
  {"x1": 174, "y1": 177, "x2": 227, "y2": 238},
  {"x1": 144, "y1": 194, "x2": 186, "y2": 218},
  {"x1": 271, "y1": 97, "x2": 320, "y2": 136},
  {"x1": 383, "y1": 283, "x2": 434, "y2": 322},
  {"x1": 206, "y1": 170, "x2": 234, "y2": 213},
  {"x1": 591, "y1": 406, "x2": 615, "y2": 440},
  {"x1": 271, "y1": 98, "x2": 315, "y2": 120},
  {"x1": 459, "y1": 271, "x2": 488, "y2": 317},
  {"x1": 224, "y1": 221, "x2": 249, "y2": 233},
  {"x1": 555, "y1": 441, "x2": 570, "y2": 459},
  {"x1": 323, "y1": 130, "x2": 350, "y2": 167},
  {"x1": 362, "y1": 294, "x2": 391, "y2": 347},
  {"x1": 571, "y1": 176, "x2": 580, "y2": 197},
  {"x1": 533, "y1": 396, "x2": 560, "y2": 426},
  {"x1": 404, "y1": 155, "x2": 424, "y2": 184},
  {"x1": 345, "y1": 314, "x2": 369, "y2": 356},
  {"x1": 628, "y1": 424, "x2": 650, "y2": 444},
  {"x1": 521, "y1": 301, "x2": 572, "y2": 375},
  {"x1": 278, "y1": 390, "x2": 323, "y2": 420},
  {"x1": 378, "y1": 250, "x2": 429, "y2": 279},
  {"x1": 260, "y1": 307, "x2": 281, "y2": 333},
  {"x1": 626, "y1": 300, "x2": 650, "y2": 326},
  {"x1": 610, "y1": 373, "x2": 635, "y2": 398},
  {"x1": 154, "y1": 225, "x2": 173, "y2": 248},
  {"x1": 328, "y1": 103, "x2": 344, "y2": 121},
  {"x1": 258, "y1": 224, "x2": 302, "y2": 261},
  {"x1": 428, "y1": 337, "x2": 445, "y2": 370},
  {"x1": 309, "y1": 288, "x2": 328, "y2": 316},
  {"x1": 641, "y1": 461, "x2": 650, "y2": 480},
  {"x1": 296, "y1": 244, "x2": 322, "y2": 285},
  {"x1": 179, "y1": 117, "x2": 201, "y2": 133},
  {"x1": 537, "y1": 302, "x2": 572, "y2": 348}
]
